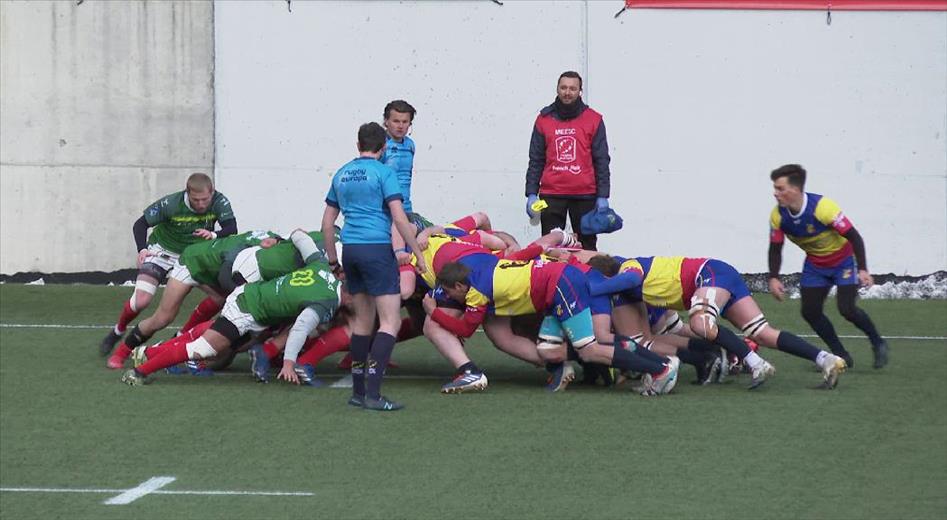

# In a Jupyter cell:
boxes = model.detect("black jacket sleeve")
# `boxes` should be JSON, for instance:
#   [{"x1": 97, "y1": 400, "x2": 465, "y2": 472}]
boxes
[
  {"x1": 133, "y1": 215, "x2": 150, "y2": 252},
  {"x1": 217, "y1": 218, "x2": 238, "y2": 238},
  {"x1": 768, "y1": 241, "x2": 784, "y2": 279},
  {"x1": 591, "y1": 120, "x2": 611, "y2": 198},
  {"x1": 843, "y1": 227, "x2": 868, "y2": 271},
  {"x1": 525, "y1": 124, "x2": 546, "y2": 196}
]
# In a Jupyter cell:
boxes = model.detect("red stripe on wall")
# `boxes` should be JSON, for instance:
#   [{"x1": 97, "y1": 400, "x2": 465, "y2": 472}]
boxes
[{"x1": 625, "y1": 0, "x2": 947, "y2": 10}]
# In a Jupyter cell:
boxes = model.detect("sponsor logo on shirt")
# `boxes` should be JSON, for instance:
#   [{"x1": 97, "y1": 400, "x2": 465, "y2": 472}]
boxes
[{"x1": 555, "y1": 136, "x2": 576, "y2": 163}]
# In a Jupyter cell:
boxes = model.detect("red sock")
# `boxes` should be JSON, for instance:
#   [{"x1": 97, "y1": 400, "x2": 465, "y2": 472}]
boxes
[
  {"x1": 337, "y1": 352, "x2": 353, "y2": 369},
  {"x1": 263, "y1": 340, "x2": 280, "y2": 360},
  {"x1": 137, "y1": 341, "x2": 190, "y2": 376},
  {"x1": 297, "y1": 326, "x2": 351, "y2": 367},
  {"x1": 396, "y1": 317, "x2": 420, "y2": 342},
  {"x1": 180, "y1": 298, "x2": 223, "y2": 334},
  {"x1": 182, "y1": 320, "x2": 214, "y2": 342},
  {"x1": 116, "y1": 301, "x2": 140, "y2": 333},
  {"x1": 111, "y1": 343, "x2": 133, "y2": 361}
]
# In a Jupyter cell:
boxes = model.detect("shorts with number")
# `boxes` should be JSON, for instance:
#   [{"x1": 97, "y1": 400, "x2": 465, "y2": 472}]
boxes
[
  {"x1": 341, "y1": 243, "x2": 399, "y2": 296},
  {"x1": 232, "y1": 246, "x2": 263, "y2": 284},
  {"x1": 142, "y1": 243, "x2": 179, "y2": 281},
  {"x1": 222, "y1": 286, "x2": 268, "y2": 336},
  {"x1": 801, "y1": 255, "x2": 857, "y2": 288},
  {"x1": 695, "y1": 259, "x2": 751, "y2": 314},
  {"x1": 169, "y1": 261, "x2": 198, "y2": 287}
]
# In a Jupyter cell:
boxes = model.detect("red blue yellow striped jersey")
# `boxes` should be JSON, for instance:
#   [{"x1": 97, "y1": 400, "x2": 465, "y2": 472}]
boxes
[
  {"x1": 618, "y1": 256, "x2": 708, "y2": 310},
  {"x1": 770, "y1": 192, "x2": 853, "y2": 267}
]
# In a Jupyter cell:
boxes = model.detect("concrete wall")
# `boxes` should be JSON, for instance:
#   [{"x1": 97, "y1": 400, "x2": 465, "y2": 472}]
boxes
[
  {"x1": 0, "y1": 0, "x2": 214, "y2": 273},
  {"x1": 216, "y1": 1, "x2": 947, "y2": 275}
]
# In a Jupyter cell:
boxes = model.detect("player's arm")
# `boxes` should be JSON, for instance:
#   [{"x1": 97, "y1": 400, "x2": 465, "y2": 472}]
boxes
[
  {"x1": 768, "y1": 209, "x2": 787, "y2": 301},
  {"x1": 277, "y1": 303, "x2": 331, "y2": 384},
  {"x1": 321, "y1": 194, "x2": 342, "y2": 276},
  {"x1": 416, "y1": 225, "x2": 446, "y2": 251},
  {"x1": 430, "y1": 305, "x2": 486, "y2": 338},
  {"x1": 499, "y1": 243, "x2": 544, "y2": 261},
  {"x1": 587, "y1": 270, "x2": 642, "y2": 297},
  {"x1": 816, "y1": 197, "x2": 872, "y2": 285},
  {"x1": 132, "y1": 215, "x2": 151, "y2": 264},
  {"x1": 216, "y1": 218, "x2": 238, "y2": 238},
  {"x1": 389, "y1": 199, "x2": 427, "y2": 273},
  {"x1": 290, "y1": 228, "x2": 324, "y2": 264},
  {"x1": 842, "y1": 227, "x2": 872, "y2": 286}
]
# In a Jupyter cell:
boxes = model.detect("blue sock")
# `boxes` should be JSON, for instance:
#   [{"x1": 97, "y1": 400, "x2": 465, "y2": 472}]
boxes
[
  {"x1": 776, "y1": 331, "x2": 821, "y2": 362},
  {"x1": 350, "y1": 334, "x2": 371, "y2": 397},
  {"x1": 366, "y1": 332, "x2": 396, "y2": 400},
  {"x1": 714, "y1": 327, "x2": 751, "y2": 358},
  {"x1": 612, "y1": 347, "x2": 665, "y2": 375}
]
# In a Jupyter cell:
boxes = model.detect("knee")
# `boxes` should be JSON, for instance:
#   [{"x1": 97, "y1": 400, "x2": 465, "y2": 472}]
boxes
[
  {"x1": 837, "y1": 302, "x2": 858, "y2": 322},
  {"x1": 537, "y1": 345, "x2": 565, "y2": 364},
  {"x1": 800, "y1": 304, "x2": 823, "y2": 323},
  {"x1": 687, "y1": 315, "x2": 718, "y2": 342}
]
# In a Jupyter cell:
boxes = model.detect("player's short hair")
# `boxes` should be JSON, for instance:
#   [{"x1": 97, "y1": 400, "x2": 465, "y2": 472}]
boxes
[
  {"x1": 558, "y1": 70, "x2": 583, "y2": 90},
  {"x1": 186, "y1": 173, "x2": 214, "y2": 193},
  {"x1": 770, "y1": 164, "x2": 806, "y2": 189},
  {"x1": 384, "y1": 99, "x2": 417, "y2": 122},
  {"x1": 357, "y1": 122, "x2": 387, "y2": 153},
  {"x1": 586, "y1": 254, "x2": 620, "y2": 277},
  {"x1": 437, "y1": 262, "x2": 471, "y2": 288}
]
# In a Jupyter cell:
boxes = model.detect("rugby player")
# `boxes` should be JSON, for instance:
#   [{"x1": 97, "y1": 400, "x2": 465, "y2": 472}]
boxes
[
  {"x1": 99, "y1": 173, "x2": 236, "y2": 356},
  {"x1": 768, "y1": 164, "x2": 888, "y2": 368},
  {"x1": 587, "y1": 255, "x2": 848, "y2": 389}
]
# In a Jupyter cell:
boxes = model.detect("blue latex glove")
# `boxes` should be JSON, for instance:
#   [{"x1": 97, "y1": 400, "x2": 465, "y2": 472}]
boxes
[
  {"x1": 596, "y1": 197, "x2": 609, "y2": 210},
  {"x1": 526, "y1": 194, "x2": 539, "y2": 218}
]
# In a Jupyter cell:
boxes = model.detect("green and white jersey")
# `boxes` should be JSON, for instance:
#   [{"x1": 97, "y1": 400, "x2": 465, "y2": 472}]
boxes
[
  {"x1": 236, "y1": 261, "x2": 341, "y2": 326},
  {"x1": 179, "y1": 230, "x2": 279, "y2": 286},
  {"x1": 144, "y1": 190, "x2": 235, "y2": 254},
  {"x1": 255, "y1": 231, "x2": 337, "y2": 282}
]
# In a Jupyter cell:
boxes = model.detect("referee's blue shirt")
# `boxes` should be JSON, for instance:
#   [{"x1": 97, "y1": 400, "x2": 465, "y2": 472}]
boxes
[{"x1": 326, "y1": 157, "x2": 403, "y2": 244}]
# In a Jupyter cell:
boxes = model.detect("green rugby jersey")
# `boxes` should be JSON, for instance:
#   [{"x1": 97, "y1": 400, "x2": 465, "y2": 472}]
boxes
[
  {"x1": 255, "y1": 231, "x2": 337, "y2": 281},
  {"x1": 236, "y1": 262, "x2": 340, "y2": 326},
  {"x1": 179, "y1": 230, "x2": 279, "y2": 286},
  {"x1": 144, "y1": 191, "x2": 235, "y2": 254}
]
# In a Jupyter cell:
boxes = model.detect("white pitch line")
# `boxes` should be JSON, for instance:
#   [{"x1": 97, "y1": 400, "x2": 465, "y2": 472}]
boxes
[
  {"x1": 0, "y1": 485, "x2": 314, "y2": 501},
  {"x1": 103, "y1": 476, "x2": 176, "y2": 505},
  {"x1": 2, "y1": 322, "x2": 946, "y2": 340}
]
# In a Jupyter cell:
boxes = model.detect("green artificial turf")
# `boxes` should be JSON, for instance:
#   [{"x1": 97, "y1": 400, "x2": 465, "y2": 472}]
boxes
[{"x1": 1, "y1": 284, "x2": 945, "y2": 519}]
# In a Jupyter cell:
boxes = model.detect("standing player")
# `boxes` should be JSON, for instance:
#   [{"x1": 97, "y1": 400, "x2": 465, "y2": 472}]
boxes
[
  {"x1": 768, "y1": 164, "x2": 888, "y2": 368},
  {"x1": 321, "y1": 122, "x2": 428, "y2": 412},
  {"x1": 99, "y1": 173, "x2": 236, "y2": 356}
]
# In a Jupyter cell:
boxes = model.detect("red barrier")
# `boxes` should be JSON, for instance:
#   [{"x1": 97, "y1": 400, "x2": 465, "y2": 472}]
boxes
[{"x1": 624, "y1": 0, "x2": 947, "y2": 10}]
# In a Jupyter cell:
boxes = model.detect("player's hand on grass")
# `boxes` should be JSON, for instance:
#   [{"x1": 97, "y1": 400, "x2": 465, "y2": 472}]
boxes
[
  {"x1": 768, "y1": 277, "x2": 785, "y2": 301},
  {"x1": 193, "y1": 229, "x2": 216, "y2": 240},
  {"x1": 858, "y1": 269, "x2": 874, "y2": 288},
  {"x1": 137, "y1": 249, "x2": 152, "y2": 268},
  {"x1": 277, "y1": 360, "x2": 299, "y2": 385},
  {"x1": 422, "y1": 293, "x2": 437, "y2": 315}
]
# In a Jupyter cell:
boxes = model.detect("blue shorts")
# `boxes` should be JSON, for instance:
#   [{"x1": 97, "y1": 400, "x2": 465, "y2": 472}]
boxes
[
  {"x1": 341, "y1": 244, "x2": 399, "y2": 296},
  {"x1": 801, "y1": 256, "x2": 857, "y2": 288},
  {"x1": 696, "y1": 259, "x2": 751, "y2": 314},
  {"x1": 647, "y1": 306, "x2": 667, "y2": 328},
  {"x1": 550, "y1": 265, "x2": 590, "y2": 320}
]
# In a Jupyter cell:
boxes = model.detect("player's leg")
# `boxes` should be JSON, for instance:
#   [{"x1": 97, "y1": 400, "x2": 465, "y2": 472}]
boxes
[
  {"x1": 835, "y1": 277, "x2": 888, "y2": 368},
  {"x1": 482, "y1": 315, "x2": 543, "y2": 366},
  {"x1": 799, "y1": 259, "x2": 852, "y2": 363},
  {"x1": 424, "y1": 299, "x2": 488, "y2": 394},
  {"x1": 107, "y1": 276, "x2": 194, "y2": 369},
  {"x1": 725, "y1": 293, "x2": 846, "y2": 389},
  {"x1": 100, "y1": 272, "x2": 160, "y2": 356},
  {"x1": 360, "y1": 244, "x2": 404, "y2": 410},
  {"x1": 179, "y1": 286, "x2": 226, "y2": 334}
]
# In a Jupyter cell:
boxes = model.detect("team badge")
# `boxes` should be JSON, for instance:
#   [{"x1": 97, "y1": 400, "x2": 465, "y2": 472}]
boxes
[
  {"x1": 842, "y1": 269, "x2": 852, "y2": 279},
  {"x1": 555, "y1": 136, "x2": 576, "y2": 163}
]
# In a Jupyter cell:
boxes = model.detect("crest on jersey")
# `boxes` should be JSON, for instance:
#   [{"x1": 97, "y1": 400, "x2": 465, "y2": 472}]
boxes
[{"x1": 555, "y1": 136, "x2": 576, "y2": 163}]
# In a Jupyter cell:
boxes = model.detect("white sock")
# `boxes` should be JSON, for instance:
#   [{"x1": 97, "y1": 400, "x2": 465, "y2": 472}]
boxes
[
  {"x1": 815, "y1": 351, "x2": 830, "y2": 368},
  {"x1": 743, "y1": 351, "x2": 764, "y2": 369},
  {"x1": 113, "y1": 325, "x2": 123, "y2": 335}
]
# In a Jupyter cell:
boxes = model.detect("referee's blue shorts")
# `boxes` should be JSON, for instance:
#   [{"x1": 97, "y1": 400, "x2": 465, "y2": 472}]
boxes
[{"x1": 341, "y1": 243, "x2": 399, "y2": 296}]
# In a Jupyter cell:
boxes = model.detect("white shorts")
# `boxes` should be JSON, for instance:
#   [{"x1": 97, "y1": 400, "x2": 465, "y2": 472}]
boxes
[
  {"x1": 143, "y1": 243, "x2": 180, "y2": 273},
  {"x1": 221, "y1": 285, "x2": 268, "y2": 336},
  {"x1": 232, "y1": 246, "x2": 262, "y2": 284},
  {"x1": 168, "y1": 261, "x2": 199, "y2": 287}
]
